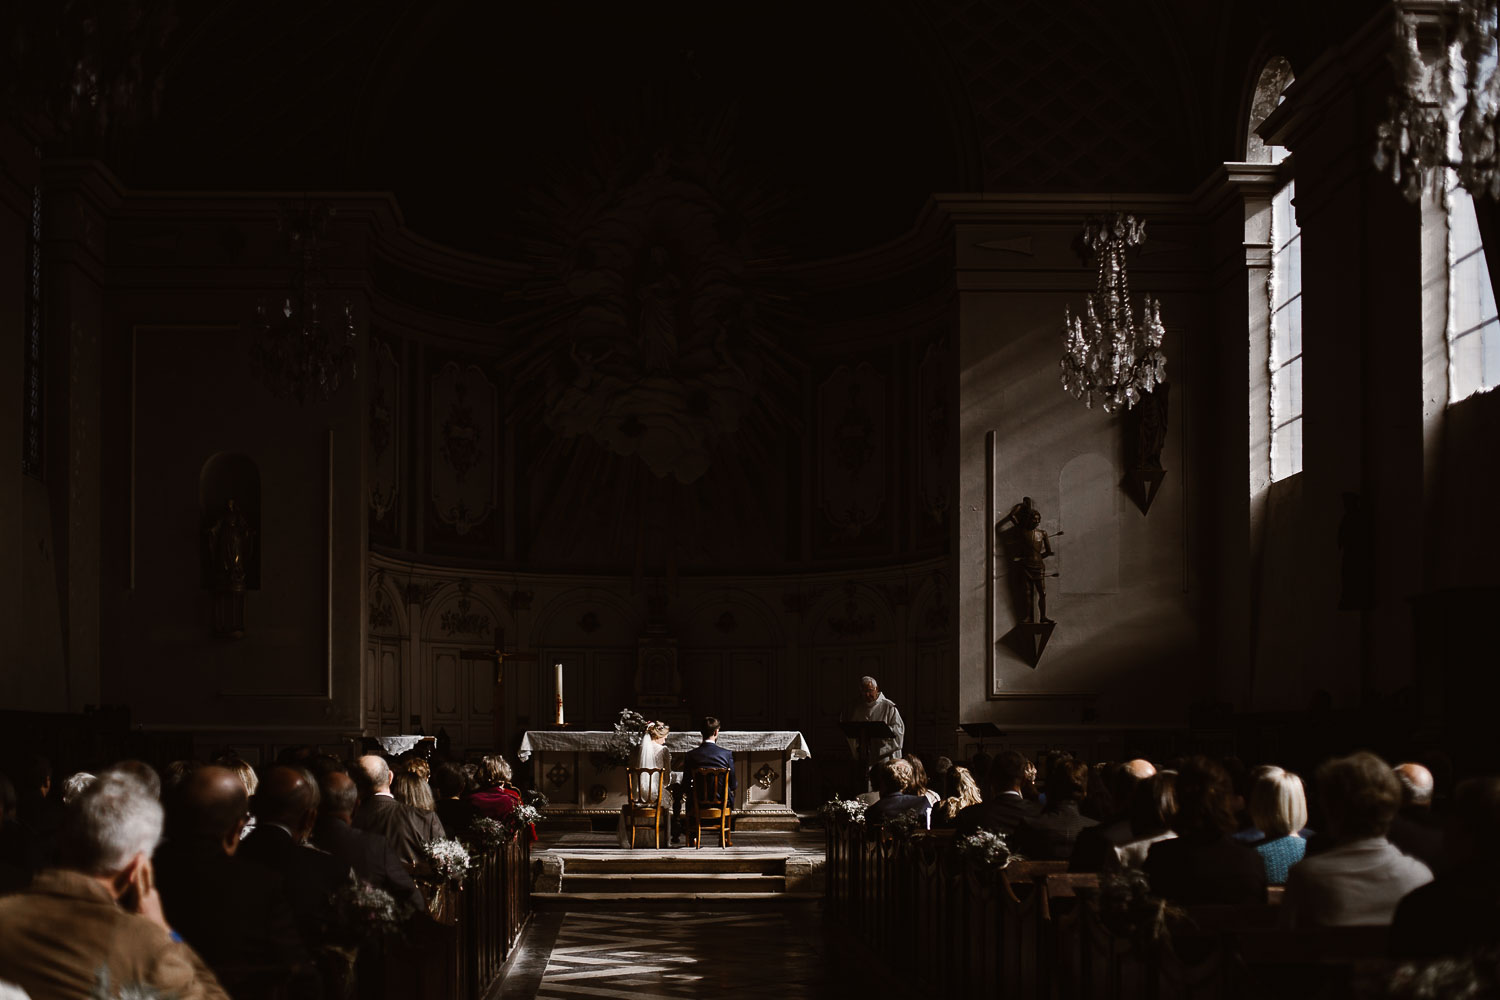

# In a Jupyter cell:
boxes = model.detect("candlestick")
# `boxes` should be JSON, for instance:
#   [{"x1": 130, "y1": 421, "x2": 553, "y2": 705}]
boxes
[{"x1": 554, "y1": 662, "x2": 565, "y2": 726}]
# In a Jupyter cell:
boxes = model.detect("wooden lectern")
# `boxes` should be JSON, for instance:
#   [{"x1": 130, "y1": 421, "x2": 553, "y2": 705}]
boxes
[{"x1": 840, "y1": 720, "x2": 896, "y2": 792}]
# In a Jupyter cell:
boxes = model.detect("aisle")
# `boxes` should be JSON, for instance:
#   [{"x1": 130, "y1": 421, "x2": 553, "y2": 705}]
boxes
[{"x1": 497, "y1": 904, "x2": 896, "y2": 1000}]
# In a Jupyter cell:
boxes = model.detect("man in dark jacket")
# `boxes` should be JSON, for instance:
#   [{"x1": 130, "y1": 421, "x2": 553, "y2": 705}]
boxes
[
  {"x1": 680, "y1": 717, "x2": 736, "y2": 845},
  {"x1": 310, "y1": 770, "x2": 423, "y2": 915},
  {"x1": 1014, "y1": 757, "x2": 1098, "y2": 860},
  {"x1": 156, "y1": 765, "x2": 318, "y2": 1000},
  {"x1": 955, "y1": 751, "x2": 1042, "y2": 838},
  {"x1": 352, "y1": 755, "x2": 445, "y2": 870},
  {"x1": 237, "y1": 767, "x2": 350, "y2": 952}
]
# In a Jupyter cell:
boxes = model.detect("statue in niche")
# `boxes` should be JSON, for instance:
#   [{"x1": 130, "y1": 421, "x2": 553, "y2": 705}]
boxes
[
  {"x1": 204, "y1": 498, "x2": 257, "y2": 639},
  {"x1": 997, "y1": 497, "x2": 1056, "y2": 624},
  {"x1": 207, "y1": 499, "x2": 255, "y2": 594}
]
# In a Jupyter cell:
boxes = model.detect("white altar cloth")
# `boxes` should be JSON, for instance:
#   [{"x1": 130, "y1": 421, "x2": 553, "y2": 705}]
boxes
[
  {"x1": 517, "y1": 730, "x2": 811, "y2": 761},
  {"x1": 518, "y1": 730, "x2": 809, "y2": 819}
]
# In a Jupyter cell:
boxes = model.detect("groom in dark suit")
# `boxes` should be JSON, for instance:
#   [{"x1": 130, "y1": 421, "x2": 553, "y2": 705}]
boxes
[{"x1": 678, "y1": 716, "x2": 735, "y2": 845}]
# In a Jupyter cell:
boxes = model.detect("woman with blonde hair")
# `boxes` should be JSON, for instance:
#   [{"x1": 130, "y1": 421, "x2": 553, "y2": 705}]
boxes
[
  {"x1": 932, "y1": 766, "x2": 982, "y2": 828},
  {"x1": 1250, "y1": 766, "x2": 1309, "y2": 885}
]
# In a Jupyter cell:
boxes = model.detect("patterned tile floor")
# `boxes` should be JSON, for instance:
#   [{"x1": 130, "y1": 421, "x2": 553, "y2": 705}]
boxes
[{"x1": 497, "y1": 907, "x2": 891, "y2": 999}]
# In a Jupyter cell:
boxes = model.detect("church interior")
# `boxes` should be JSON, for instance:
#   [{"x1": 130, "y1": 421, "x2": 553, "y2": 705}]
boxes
[{"x1": 3, "y1": 0, "x2": 1500, "y2": 996}]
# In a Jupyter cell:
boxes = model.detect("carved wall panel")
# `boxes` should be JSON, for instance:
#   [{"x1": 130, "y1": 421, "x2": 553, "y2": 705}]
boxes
[
  {"x1": 368, "y1": 336, "x2": 401, "y2": 544},
  {"x1": 427, "y1": 358, "x2": 499, "y2": 548},
  {"x1": 433, "y1": 649, "x2": 459, "y2": 716},
  {"x1": 364, "y1": 639, "x2": 403, "y2": 737},
  {"x1": 808, "y1": 582, "x2": 895, "y2": 646},
  {"x1": 816, "y1": 362, "x2": 889, "y2": 553}
]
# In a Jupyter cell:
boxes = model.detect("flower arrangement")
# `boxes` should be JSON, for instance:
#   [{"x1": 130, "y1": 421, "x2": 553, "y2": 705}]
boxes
[
  {"x1": 423, "y1": 837, "x2": 474, "y2": 882},
  {"x1": 327, "y1": 871, "x2": 405, "y2": 942},
  {"x1": 467, "y1": 816, "x2": 509, "y2": 852},
  {"x1": 819, "y1": 797, "x2": 867, "y2": 825},
  {"x1": 1095, "y1": 869, "x2": 1184, "y2": 946},
  {"x1": 600, "y1": 707, "x2": 649, "y2": 766},
  {"x1": 1387, "y1": 951, "x2": 1498, "y2": 999},
  {"x1": 956, "y1": 830, "x2": 1015, "y2": 871},
  {"x1": 882, "y1": 806, "x2": 928, "y2": 839},
  {"x1": 512, "y1": 802, "x2": 543, "y2": 830}
]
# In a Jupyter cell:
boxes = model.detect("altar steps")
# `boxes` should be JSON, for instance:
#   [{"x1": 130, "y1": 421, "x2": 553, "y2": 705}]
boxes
[{"x1": 533, "y1": 848, "x2": 822, "y2": 905}]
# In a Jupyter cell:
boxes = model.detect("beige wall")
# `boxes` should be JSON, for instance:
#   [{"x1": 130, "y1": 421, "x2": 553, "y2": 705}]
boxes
[{"x1": 947, "y1": 196, "x2": 1209, "y2": 730}]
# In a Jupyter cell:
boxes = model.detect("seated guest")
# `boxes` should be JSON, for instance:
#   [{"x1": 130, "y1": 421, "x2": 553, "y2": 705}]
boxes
[
  {"x1": 354, "y1": 755, "x2": 445, "y2": 871},
  {"x1": 1015, "y1": 758, "x2": 1097, "y2": 861},
  {"x1": 310, "y1": 771, "x2": 423, "y2": 915},
  {"x1": 865, "y1": 760, "x2": 931, "y2": 829},
  {"x1": 0, "y1": 773, "x2": 228, "y2": 1000},
  {"x1": 1282, "y1": 751, "x2": 1432, "y2": 927},
  {"x1": 1114, "y1": 770, "x2": 1178, "y2": 870},
  {"x1": 1249, "y1": 767, "x2": 1308, "y2": 885},
  {"x1": 932, "y1": 767, "x2": 982, "y2": 829},
  {"x1": 1144, "y1": 756, "x2": 1266, "y2": 904},
  {"x1": 396, "y1": 755, "x2": 430, "y2": 783},
  {"x1": 212, "y1": 756, "x2": 259, "y2": 840},
  {"x1": 156, "y1": 766, "x2": 317, "y2": 1000},
  {"x1": 1388, "y1": 762, "x2": 1445, "y2": 874},
  {"x1": 1071, "y1": 759, "x2": 1156, "y2": 872},
  {"x1": 905, "y1": 755, "x2": 942, "y2": 810},
  {"x1": 467, "y1": 755, "x2": 523, "y2": 821},
  {"x1": 391, "y1": 771, "x2": 438, "y2": 816},
  {"x1": 955, "y1": 751, "x2": 1041, "y2": 838},
  {"x1": 432, "y1": 762, "x2": 476, "y2": 837},
  {"x1": 239, "y1": 767, "x2": 350, "y2": 950},
  {"x1": 1391, "y1": 776, "x2": 1500, "y2": 958}
]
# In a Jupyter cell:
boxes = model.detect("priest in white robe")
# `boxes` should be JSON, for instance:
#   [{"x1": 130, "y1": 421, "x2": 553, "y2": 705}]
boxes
[{"x1": 842, "y1": 675, "x2": 905, "y2": 766}]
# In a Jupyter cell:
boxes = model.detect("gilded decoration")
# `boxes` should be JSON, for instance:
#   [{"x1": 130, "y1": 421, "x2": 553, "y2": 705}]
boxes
[{"x1": 439, "y1": 582, "x2": 491, "y2": 637}]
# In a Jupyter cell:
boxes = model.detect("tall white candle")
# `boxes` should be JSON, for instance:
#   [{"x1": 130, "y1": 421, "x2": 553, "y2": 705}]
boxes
[{"x1": 554, "y1": 662, "x2": 565, "y2": 725}]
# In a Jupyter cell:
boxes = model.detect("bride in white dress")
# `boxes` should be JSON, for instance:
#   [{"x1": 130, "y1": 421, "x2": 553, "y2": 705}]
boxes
[{"x1": 618, "y1": 721, "x2": 673, "y2": 848}]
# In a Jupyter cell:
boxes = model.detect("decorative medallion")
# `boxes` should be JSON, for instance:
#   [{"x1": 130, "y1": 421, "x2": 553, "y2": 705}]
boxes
[
  {"x1": 546, "y1": 763, "x2": 571, "y2": 788},
  {"x1": 754, "y1": 764, "x2": 779, "y2": 790},
  {"x1": 578, "y1": 611, "x2": 601, "y2": 634},
  {"x1": 828, "y1": 583, "x2": 876, "y2": 637},
  {"x1": 714, "y1": 611, "x2": 738, "y2": 634},
  {"x1": 439, "y1": 582, "x2": 491, "y2": 637}
]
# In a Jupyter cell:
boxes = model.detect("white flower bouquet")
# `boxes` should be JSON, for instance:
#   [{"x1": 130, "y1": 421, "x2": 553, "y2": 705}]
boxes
[
  {"x1": 819, "y1": 797, "x2": 868, "y2": 825},
  {"x1": 956, "y1": 830, "x2": 1014, "y2": 871},
  {"x1": 423, "y1": 837, "x2": 474, "y2": 882}
]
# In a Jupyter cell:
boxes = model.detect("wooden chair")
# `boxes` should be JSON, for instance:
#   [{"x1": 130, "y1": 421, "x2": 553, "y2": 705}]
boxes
[
  {"x1": 688, "y1": 766, "x2": 732, "y2": 848},
  {"x1": 622, "y1": 766, "x2": 667, "y2": 848}
]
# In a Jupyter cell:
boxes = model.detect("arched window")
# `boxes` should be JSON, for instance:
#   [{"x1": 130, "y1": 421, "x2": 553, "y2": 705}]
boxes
[
  {"x1": 1446, "y1": 179, "x2": 1500, "y2": 401},
  {"x1": 1248, "y1": 57, "x2": 1301, "y2": 480}
]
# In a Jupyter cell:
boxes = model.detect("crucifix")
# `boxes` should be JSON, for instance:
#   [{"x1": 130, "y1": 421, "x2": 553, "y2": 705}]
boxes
[{"x1": 459, "y1": 628, "x2": 537, "y2": 753}]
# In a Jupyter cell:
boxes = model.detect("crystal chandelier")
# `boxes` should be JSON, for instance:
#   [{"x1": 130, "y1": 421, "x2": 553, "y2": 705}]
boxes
[
  {"x1": 1374, "y1": 0, "x2": 1500, "y2": 201},
  {"x1": 251, "y1": 204, "x2": 356, "y2": 404},
  {"x1": 1059, "y1": 214, "x2": 1167, "y2": 413}
]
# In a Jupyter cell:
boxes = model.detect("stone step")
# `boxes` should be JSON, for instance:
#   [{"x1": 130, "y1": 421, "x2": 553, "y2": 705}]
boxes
[
  {"x1": 533, "y1": 891, "x2": 822, "y2": 908},
  {"x1": 560, "y1": 855, "x2": 787, "y2": 875},
  {"x1": 561, "y1": 872, "x2": 787, "y2": 894}
]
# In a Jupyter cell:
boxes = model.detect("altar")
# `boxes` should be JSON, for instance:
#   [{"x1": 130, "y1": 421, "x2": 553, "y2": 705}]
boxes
[{"x1": 518, "y1": 730, "x2": 810, "y2": 828}]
